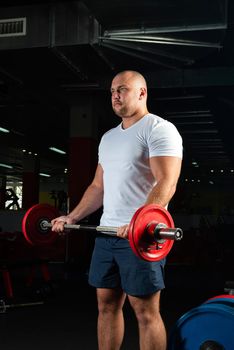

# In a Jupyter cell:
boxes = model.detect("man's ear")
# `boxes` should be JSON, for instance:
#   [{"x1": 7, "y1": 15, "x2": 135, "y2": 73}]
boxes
[{"x1": 139, "y1": 87, "x2": 147, "y2": 99}]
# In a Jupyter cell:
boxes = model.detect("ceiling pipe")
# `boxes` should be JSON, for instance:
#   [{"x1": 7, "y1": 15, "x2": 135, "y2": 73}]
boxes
[
  {"x1": 102, "y1": 39, "x2": 194, "y2": 64},
  {"x1": 101, "y1": 42, "x2": 180, "y2": 70},
  {"x1": 100, "y1": 35, "x2": 222, "y2": 48},
  {"x1": 104, "y1": 23, "x2": 227, "y2": 37}
]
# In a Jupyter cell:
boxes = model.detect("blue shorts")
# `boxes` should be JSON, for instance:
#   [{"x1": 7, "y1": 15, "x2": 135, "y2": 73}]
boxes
[{"x1": 88, "y1": 236, "x2": 166, "y2": 296}]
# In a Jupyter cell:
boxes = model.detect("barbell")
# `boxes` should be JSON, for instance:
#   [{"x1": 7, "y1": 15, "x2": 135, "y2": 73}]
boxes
[
  {"x1": 22, "y1": 203, "x2": 183, "y2": 262},
  {"x1": 0, "y1": 299, "x2": 44, "y2": 313}
]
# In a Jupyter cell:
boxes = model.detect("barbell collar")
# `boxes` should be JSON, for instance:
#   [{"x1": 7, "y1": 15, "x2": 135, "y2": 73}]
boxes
[{"x1": 155, "y1": 227, "x2": 183, "y2": 241}]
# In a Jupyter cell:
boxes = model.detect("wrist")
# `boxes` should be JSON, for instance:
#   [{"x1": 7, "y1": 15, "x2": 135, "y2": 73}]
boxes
[{"x1": 67, "y1": 214, "x2": 77, "y2": 223}]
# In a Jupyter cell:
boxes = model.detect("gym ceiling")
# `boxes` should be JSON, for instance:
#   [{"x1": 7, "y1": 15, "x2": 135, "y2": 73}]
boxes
[{"x1": 0, "y1": 0, "x2": 234, "y2": 185}]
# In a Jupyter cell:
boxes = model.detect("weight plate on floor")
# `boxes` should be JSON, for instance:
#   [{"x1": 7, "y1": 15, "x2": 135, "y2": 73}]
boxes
[{"x1": 168, "y1": 303, "x2": 234, "y2": 350}]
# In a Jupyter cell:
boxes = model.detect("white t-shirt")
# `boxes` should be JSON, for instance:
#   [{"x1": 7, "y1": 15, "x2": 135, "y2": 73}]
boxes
[{"x1": 98, "y1": 113, "x2": 183, "y2": 227}]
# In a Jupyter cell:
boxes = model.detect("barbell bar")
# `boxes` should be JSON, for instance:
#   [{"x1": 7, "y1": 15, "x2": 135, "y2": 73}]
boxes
[
  {"x1": 22, "y1": 203, "x2": 183, "y2": 262},
  {"x1": 0, "y1": 299, "x2": 44, "y2": 313},
  {"x1": 40, "y1": 221, "x2": 182, "y2": 241}
]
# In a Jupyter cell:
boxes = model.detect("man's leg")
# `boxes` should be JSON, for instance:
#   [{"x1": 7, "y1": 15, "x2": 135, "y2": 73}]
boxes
[
  {"x1": 128, "y1": 291, "x2": 166, "y2": 350},
  {"x1": 97, "y1": 287, "x2": 126, "y2": 350}
]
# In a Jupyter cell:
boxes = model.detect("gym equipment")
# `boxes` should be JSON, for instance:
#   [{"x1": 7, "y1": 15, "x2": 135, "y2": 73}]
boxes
[
  {"x1": 22, "y1": 203, "x2": 183, "y2": 262},
  {"x1": 168, "y1": 294, "x2": 234, "y2": 350},
  {"x1": 128, "y1": 204, "x2": 177, "y2": 261},
  {"x1": 0, "y1": 299, "x2": 44, "y2": 313},
  {"x1": 22, "y1": 204, "x2": 59, "y2": 246},
  {"x1": 204, "y1": 294, "x2": 234, "y2": 307}
]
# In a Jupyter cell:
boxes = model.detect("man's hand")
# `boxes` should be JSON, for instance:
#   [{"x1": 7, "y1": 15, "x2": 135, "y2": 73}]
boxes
[
  {"x1": 51, "y1": 216, "x2": 75, "y2": 234},
  {"x1": 116, "y1": 224, "x2": 129, "y2": 239}
]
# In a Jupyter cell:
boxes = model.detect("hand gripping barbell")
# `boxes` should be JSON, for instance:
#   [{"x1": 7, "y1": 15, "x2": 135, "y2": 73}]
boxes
[{"x1": 22, "y1": 203, "x2": 183, "y2": 262}]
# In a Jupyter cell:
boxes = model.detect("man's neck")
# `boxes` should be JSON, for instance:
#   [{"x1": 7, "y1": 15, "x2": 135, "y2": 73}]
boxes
[{"x1": 122, "y1": 109, "x2": 149, "y2": 129}]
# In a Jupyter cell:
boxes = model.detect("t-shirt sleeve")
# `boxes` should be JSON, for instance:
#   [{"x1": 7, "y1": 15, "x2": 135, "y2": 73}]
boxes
[
  {"x1": 98, "y1": 138, "x2": 103, "y2": 165},
  {"x1": 148, "y1": 121, "x2": 183, "y2": 158}
]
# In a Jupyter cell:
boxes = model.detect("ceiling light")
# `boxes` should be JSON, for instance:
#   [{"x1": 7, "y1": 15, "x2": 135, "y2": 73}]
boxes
[
  {"x1": 0, "y1": 163, "x2": 13, "y2": 169},
  {"x1": 39, "y1": 173, "x2": 51, "y2": 177},
  {"x1": 0, "y1": 126, "x2": 10, "y2": 133},
  {"x1": 49, "y1": 147, "x2": 66, "y2": 155}
]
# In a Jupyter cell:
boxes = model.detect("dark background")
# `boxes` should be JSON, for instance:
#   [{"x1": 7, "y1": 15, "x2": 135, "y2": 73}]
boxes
[{"x1": 0, "y1": 1, "x2": 233, "y2": 349}]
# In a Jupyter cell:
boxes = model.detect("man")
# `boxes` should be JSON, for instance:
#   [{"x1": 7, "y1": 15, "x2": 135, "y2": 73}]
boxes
[{"x1": 51, "y1": 70, "x2": 183, "y2": 350}]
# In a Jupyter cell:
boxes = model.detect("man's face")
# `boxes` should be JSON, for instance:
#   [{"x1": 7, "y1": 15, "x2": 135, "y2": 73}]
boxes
[{"x1": 110, "y1": 73, "x2": 142, "y2": 118}]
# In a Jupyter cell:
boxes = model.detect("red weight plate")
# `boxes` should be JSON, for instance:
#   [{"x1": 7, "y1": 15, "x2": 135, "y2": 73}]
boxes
[
  {"x1": 205, "y1": 295, "x2": 234, "y2": 303},
  {"x1": 22, "y1": 204, "x2": 60, "y2": 246},
  {"x1": 128, "y1": 204, "x2": 174, "y2": 262},
  {"x1": 207, "y1": 295, "x2": 234, "y2": 301}
]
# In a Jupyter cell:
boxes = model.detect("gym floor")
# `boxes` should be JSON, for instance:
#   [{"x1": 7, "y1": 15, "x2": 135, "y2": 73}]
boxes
[{"x1": 0, "y1": 261, "x2": 230, "y2": 350}]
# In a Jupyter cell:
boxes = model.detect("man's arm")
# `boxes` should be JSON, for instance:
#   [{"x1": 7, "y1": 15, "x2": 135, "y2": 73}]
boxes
[
  {"x1": 51, "y1": 164, "x2": 104, "y2": 232},
  {"x1": 146, "y1": 155, "x2": 182, "y2": 207},
  {"x1": 116, "y1": 156, "x2": 182, "y2": 238}
]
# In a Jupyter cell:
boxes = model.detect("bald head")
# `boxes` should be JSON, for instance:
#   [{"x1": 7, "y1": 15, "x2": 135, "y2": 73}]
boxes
[
  {"x1": 111, "y1": 70, "x2": 149, "y2": 124},
  {"x1": 113, "y1": 70, "x2": 147, "y2": 91}
]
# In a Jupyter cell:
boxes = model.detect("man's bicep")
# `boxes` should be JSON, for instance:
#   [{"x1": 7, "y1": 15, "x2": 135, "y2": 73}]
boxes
[{"x1": 149, "y1": 156, "x2": 182, "y2": 182}]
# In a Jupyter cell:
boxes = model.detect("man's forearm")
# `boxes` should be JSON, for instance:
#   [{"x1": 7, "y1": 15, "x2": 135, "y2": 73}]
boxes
[
  {"x1": 145, "y1": 179, "x2": 177, "y2": 207},
  {"x1": 67, "y1": 184, "x2": 103, "y2": 222}
]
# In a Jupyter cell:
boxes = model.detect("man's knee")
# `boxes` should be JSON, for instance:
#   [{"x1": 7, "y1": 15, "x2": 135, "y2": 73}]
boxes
[
  {"x1": 128, "y1": 291, "x2": 162, "y2": 325},
  {"x1": 134, "y1": 305, "x2": 162, "y2": 326},
  {"x1": 97, "y1": 288, "x2": 126, "y2": 314}
]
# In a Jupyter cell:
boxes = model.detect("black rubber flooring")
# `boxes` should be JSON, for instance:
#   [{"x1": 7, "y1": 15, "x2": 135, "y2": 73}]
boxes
[{"x1": 0, "y1": 263, "x2": 231, "y2": 350}]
